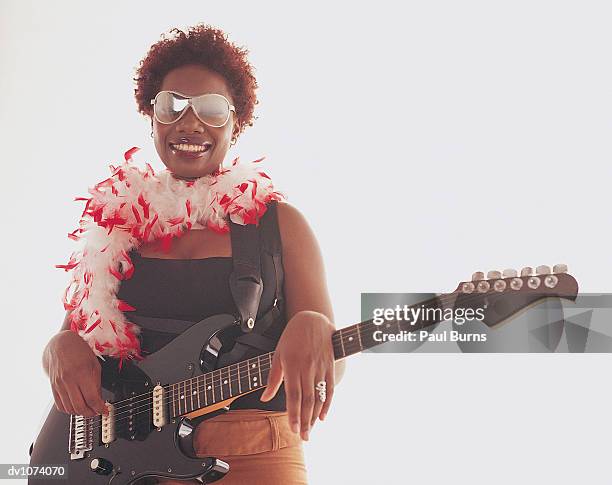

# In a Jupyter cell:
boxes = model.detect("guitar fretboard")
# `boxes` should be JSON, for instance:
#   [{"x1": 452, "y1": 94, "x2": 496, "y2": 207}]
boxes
[
  {"x1": 169, "y1": 294, "x2": 448, "y2": 418},
  {"x1": 169, "y1": 353, "x2": 273, "y2": 418}
]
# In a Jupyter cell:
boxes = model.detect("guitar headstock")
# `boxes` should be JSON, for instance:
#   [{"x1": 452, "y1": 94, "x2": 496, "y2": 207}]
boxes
[{"x1": 453, "y1": 264, "x2": 578, "y2": 328}]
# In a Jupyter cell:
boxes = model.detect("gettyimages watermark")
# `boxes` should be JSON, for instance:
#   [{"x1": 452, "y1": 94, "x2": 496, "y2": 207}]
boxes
[{"x1": 360, "y1": 293, "x2": 612, "y2": 353}]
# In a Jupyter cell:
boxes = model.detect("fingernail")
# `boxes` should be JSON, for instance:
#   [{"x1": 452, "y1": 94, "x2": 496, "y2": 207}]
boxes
[{"x1": 320, "y1": 413, "x2": 326, "y2": 421}]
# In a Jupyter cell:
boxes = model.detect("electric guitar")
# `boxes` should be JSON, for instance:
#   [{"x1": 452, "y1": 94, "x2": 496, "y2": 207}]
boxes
[{"x1": 28, "y1": 263, "x2": 578, "y2": 484}]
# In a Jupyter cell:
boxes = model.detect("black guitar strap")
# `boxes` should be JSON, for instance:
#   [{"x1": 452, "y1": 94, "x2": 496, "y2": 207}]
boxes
[
  {"x1": 228, "y1": 218, "x2": 263, "y2": 333},
  {"x1": 217, "y1": 202, "x2": 285, "y2": 367}
]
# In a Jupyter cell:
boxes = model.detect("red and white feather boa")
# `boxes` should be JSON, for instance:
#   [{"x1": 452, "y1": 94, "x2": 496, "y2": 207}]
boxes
[{"x1": 57, "y1": 146, "x2": 286, "y2": 369}]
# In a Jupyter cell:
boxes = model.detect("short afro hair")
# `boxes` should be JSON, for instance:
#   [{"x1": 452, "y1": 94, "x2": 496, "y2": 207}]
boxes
[{"x1": 134, "y1": 24, "x2": 258, "y2": 137}]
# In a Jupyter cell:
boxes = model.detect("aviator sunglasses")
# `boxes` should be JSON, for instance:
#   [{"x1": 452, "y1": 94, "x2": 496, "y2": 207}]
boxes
[{"x1": 150, "y1": 90, "x2": 235, "y2": 127}]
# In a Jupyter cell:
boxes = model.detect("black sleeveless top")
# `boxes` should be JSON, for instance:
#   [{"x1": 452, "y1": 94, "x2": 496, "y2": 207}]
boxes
[{"x1": 116, "y1": 200, "x2": 288, "y2": 411}]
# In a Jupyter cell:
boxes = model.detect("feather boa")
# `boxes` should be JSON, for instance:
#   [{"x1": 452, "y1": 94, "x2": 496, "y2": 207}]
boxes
[{"x1": 57, "y1": 146, "x2": 286, "y2": 369}]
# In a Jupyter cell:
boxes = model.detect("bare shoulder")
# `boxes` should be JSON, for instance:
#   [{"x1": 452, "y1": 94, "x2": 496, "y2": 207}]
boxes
[
  {"x1": 273, "y1": 200, "x2": 334, "y2": 323},
  {"x1": 275, "y1": 200, "x2": 313, "y2": 241},
  {"x1": 274, "y1": 200, "x2": 321, "y2": 257}
]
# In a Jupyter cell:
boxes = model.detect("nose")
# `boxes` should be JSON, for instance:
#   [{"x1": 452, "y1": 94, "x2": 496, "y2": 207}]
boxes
[{"x1": 176, "y1": 105, "x2": 205, "y2": 132}]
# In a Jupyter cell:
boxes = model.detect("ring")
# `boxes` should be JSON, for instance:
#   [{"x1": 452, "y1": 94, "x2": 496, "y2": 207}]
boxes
[{"x1": 316, "y1": 380, "x2": 327, "y2": 403}]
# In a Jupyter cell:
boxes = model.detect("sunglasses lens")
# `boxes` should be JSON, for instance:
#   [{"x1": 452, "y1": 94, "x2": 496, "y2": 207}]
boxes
[
  {"x1": 154, "y1": 92, "x2": 231, "y2": 126},
  {"x1": 192, "y1": 94, "x2": 230, "y2": 127},
  {"x1": 155, "y1": 91, "x2": 189, "y2": 123}
]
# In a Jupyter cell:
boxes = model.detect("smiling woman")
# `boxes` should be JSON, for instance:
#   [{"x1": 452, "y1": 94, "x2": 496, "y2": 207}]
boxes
[{"x1": 36, "y1": 23, "x2": 344, "y2": 485}]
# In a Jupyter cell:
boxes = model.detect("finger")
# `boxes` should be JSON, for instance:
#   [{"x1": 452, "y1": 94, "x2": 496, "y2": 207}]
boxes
[
  {"x1": 260, "y1": 355, "x2": 283, "y2": 402},
  {"x1": 300, "y1": 371, "x2": 316, "y2": 441},
  {"x1": 319, "y1": 366, "x2": 335, "y2": 421},
  {"x1": 310, "y1": 374, "x2": 326, "y2": 427},
  {"x1": 65, "y1": 381, "x2": 97, "y2": 417},
  {"x1": 80, "y1": 369, "x2": 108, "y2": 416},
  {"x1": 284, "y1": 370, "x2": 302, "y2": 435}
]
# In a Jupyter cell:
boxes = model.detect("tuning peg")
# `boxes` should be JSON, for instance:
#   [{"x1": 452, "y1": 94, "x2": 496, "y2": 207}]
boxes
[
  {"x1": 472, "y1": 271, "x2": 485, "y2": 281},
  {"x1": 520, "y1": 267, "x2": 533, "y2": 276},
  {"x1": 487, "y1": 270, "x2": 502, "y2": 279},
  {"x1": 536, "y1": 265, "x2": 551, "y2": 275},
  {"x1": 502, "y1": 268, "x2": 518, "y2": 278},
  {"x1": 553, "y1": 263, "x2": 568, "y2": 274}
]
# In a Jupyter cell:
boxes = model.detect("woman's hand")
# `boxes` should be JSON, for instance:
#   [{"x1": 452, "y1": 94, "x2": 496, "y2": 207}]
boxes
[
  {"x1": 44, "y1": 331, "x2": 109, "y2": 417},
  {"x1": 260, "y1": 310, "x2": 336, "y2": 441}
]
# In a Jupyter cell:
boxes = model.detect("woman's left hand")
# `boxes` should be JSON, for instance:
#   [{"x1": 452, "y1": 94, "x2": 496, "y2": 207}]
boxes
[{"x1": 260, "y1": 310, "x2": 336, "y2": 441}]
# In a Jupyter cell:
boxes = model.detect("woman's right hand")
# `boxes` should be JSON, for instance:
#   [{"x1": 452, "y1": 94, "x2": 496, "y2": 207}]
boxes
[{"x1": 46, "y1": 331, "x2": 109, "y2": 417}]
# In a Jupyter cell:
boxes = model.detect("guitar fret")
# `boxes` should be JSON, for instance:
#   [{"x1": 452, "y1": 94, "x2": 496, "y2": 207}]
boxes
[
  {"x1": 359, "y1": 321, "x2": 383, "y2": 350},
  {"x1": 196, "y1": 376, "x2": 201, "y2": 410},
  {"x1": 222, "y1": 367, "x2": 231, "y2": 399},
  {"x1": 343, "y1": 325, "x2": 361, "y2": 355},
  {"x1": 187, "y1": 378, "x2": 193, "y2": 413},
  {"x1": 256, "y1": 356, "x2": 263, "y2": 388},
  {"x1": 213, "y1": 370, "x2": 222, "y2": 403},
  {"x1": 229, "y1": 364, "x2": 240, "y2": 396},
  {"x1": 259, "y1": 354, "x2": 270, "y2": 386},
  {"x1": 240, "y1": 361, "x2": 250, "y2": 393},
  {"x1": 237, "y1": 362, "x2": 242, "y2": 394},
  {"x1": 260, "y1": 353, "x2": 270, "y2": 386},
  {"x1": 338, "y1": 329, "x2": 346, "y2": 358},
  {"x1": 246, "y1": 359, "x2": 252, "y2": 391},
  {"x1": 250, "y1": 360, "x2": 259, "y2": 389},
  {"x1": 205, "y1": 373, "x2": 213, "y2": 406}
]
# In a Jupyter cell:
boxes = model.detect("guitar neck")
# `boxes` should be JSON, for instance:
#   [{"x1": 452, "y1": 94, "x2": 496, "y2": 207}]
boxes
[
  {"x1": 330, "y1": 294, "x2": 447, "y2": 359},
  {"x1": 169, "y1": 294, "x2": 450, "y2": 418}
]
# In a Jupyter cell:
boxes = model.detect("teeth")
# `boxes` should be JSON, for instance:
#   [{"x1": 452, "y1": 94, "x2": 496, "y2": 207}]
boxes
[{"x1": 171, "y1": 143, "x2": 210, "y2": 152}]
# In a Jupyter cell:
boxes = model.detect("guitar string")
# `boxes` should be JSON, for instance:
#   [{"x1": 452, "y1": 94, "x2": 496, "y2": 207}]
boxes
[
  {"x1": 87, "y1": 293, "x2": 451, "y2": 417},
  {"x1": 78, "y1": 361, "x2": 277, "y2": 435},
  {"x1": 75, "y1": 289, "x2": 500, "y2": 434},
  {"x1": 79, "y1": 286, "x2": 518, "y2": 422},
  {"x1": 75, "y1": 282, "x2": 554, "y2": 434}
]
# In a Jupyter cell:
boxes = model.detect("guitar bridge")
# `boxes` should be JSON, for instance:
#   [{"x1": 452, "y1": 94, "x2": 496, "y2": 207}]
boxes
[{"x1": 69, "y1": 414, "x2": 94, "y2": 460}]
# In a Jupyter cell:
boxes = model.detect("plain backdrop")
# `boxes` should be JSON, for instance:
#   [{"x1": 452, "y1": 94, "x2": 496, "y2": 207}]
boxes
[{"x1": 1, "y1": 1, "x2": 611, "y2": 483}]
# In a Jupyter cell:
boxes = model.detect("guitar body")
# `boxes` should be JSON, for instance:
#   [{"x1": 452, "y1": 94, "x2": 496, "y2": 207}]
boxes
[{"x1": 29, "y1": 313, "x2": 240, "y2": 485}]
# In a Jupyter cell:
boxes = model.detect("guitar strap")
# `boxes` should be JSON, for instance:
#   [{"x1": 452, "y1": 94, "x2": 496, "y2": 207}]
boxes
[
  {"x1": 217, "y1": 201, "x2": 285, "y2": 367},
  {"x1": 132, "y1": 202, "x2": 285, "y2": 367}
]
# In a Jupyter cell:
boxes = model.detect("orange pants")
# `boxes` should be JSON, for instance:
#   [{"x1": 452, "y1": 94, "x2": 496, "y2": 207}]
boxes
[{"x1": 145, "y1": 409, "x2": 308, "y2": 485}]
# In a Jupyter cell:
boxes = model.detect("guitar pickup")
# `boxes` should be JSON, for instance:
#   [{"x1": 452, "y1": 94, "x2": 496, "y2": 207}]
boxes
[
  {"x1": 101, "y1": 402, "x2": 115, "y2": 445},
  {"x1": 152, "y1": 384, "x2": 168, "y2": 428}
]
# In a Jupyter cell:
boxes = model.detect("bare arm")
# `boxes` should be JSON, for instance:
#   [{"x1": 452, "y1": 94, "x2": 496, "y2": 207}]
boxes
[
  {"x1": 260, "y1": 201, "x2": 346, "y2": 440},
  {"x1": 276, "y1": 201, "x2": 346, "y2": 383},
  {"x1": 42, "y1": 310, "x2": 108, "y2": 417},
  {"x1": 42, "y1": 311, "x2": 72, "y2": 377}
]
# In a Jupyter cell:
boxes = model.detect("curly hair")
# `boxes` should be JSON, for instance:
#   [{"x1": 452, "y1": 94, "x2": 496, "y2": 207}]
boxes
[{"x1": 134, "y1": 24, "x2": 258, "y2": 137}]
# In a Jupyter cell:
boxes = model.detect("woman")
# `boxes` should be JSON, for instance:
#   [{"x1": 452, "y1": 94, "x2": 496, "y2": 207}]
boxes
[{"x1": 42, "y1": 24, "x2": 345, "y2": 484}]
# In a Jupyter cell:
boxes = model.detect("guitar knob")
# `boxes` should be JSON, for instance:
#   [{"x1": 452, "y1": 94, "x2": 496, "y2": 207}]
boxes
[
  {"x1": 553, "y1": 263, "x2": 568, "y2": 274},
  {"x1": 536, "y1": 265, "x2": 551, "y2": 275},
  {"x1": 90, "y1": 457, "x2": 114, "y2": 475},
  {"x1": 472, "y1": 271, "x2": 485, "y2": 281},
  {"x1": 520, "y1": 267, "x2": 533, "y2": 276},
  {"x1": 502, "y1": 268, "x2": 517, "y2": 278},
  {"x1": 487, "y1": 270, "x2": 502, "y2": 279}
]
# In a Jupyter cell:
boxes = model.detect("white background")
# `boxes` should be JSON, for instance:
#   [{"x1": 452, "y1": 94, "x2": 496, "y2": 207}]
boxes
[{"x1": 1, "y1": 1, "x2": 610, "y2": 483}]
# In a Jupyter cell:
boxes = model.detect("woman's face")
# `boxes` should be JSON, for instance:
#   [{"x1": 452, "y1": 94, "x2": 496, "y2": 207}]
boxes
[{"x1": 152, "y1": 64, "x2": 240, "y2": 179}]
